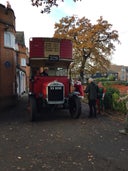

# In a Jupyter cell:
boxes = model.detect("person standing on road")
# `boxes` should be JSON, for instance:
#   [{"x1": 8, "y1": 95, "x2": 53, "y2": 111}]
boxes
[
  {"x1": 97, "y1": 81, "x2": 106, "y2": 114},
  {"x1": 73, "y1": 78, "x2": 84, "y2": 98},
  {"x1": 85, "y1": 78, "x2": 99, "y2": 118}
]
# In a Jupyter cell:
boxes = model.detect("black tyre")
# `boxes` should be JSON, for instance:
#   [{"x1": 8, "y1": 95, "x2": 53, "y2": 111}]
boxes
[
  {"x1": 69, "y1": 95, "x2": 81, "y2": 119},
  {"x1": 29, "y1": 96, "x2": 37, "y2": 121}
]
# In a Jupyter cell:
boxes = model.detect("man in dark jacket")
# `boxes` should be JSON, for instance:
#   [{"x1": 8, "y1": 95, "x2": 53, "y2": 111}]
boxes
[{"x1": 85, "y1": 78, "x2": 99, "y2": 118}]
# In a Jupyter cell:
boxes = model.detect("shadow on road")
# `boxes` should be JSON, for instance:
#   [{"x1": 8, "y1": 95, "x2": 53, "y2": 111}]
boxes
[{"x1": 0, "y1": 94, "x2": 90, "y2": 123}]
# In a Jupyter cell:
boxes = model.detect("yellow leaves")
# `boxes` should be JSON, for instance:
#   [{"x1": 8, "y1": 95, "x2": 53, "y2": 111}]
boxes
[
  {"x1": 54, "y1": 15, "x2": 120, "y2": 74},
  {"x1": 86, "y1": 41, "x2": 93, "y2": 49},
  {"x1": 87, "y1": 152, "x2": 95, "y2": 165}
]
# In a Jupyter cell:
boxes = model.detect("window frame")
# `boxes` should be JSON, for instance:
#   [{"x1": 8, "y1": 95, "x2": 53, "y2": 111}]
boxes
[{"x1": 4, "y1": 31, "x2": 15, "y2": 49}]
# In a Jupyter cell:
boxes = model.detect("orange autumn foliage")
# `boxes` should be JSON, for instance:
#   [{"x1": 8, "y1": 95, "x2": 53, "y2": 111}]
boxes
[{"x1": 111, "y1": 84, "x2": 128, "y2": 94}]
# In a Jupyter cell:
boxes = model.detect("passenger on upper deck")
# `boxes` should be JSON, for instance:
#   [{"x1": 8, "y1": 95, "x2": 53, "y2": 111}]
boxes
[{"x1": 40, "y1": 67, "x2": 49, "y2": 76}]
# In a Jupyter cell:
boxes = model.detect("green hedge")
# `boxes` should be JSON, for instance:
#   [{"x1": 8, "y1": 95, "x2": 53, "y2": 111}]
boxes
[
  {"x1": 103, "y1": 86, "x2": 127, "y2": 114},
  {"x1": 104, "y1": 87, "x2": 120, "y2": 110}
]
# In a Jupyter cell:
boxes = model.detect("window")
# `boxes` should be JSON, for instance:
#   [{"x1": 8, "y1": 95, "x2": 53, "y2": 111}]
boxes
[
  {"x1": 4, "y1": 31, "x2": 15, "y2": 49},
  {"x1": 21, "y1": 58, "x2": 26, "y2": 67}
]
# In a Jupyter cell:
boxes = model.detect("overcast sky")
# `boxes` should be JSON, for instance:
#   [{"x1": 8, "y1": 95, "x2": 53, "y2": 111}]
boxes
[{"x1": 0, "y1": 0, "x2": 128, "y2": 66}]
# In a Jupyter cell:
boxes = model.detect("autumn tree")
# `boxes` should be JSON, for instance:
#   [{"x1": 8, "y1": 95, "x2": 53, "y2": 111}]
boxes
[
  {"x1": 54, "y1": 15, "x2": 120, "y2": 78},
  {"x1": 31, "y1": 0, "x2": 81, "y2": 13}
]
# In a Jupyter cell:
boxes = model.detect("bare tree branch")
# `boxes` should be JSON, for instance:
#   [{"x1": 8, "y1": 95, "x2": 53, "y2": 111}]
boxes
[{"x1": 31, "y1": 0, "x2": 82, "y2": 13}]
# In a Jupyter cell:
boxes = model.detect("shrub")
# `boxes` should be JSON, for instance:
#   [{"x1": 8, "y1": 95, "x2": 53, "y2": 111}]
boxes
[
  {"x1": 104, "y1": 87, "x2": 120, "y2": 110},
  {"x1": 112, "y1": 92, "x2": 120, "y2": 111},
  {"x1": 111, "y1": 92, "x2": 127, "y2": 113},
  {"x1": 107, "y1": 75, "x2": 115, "y2": 81},
  {"x1": 117, "y1": 100, "x2": 127, "y2": 114}
]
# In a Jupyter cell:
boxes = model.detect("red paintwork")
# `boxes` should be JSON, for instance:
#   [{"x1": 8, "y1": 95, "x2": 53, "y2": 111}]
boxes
[
  {"x1": 30, "y1": 38, "x2": 44, "y2": 57},
  {"x1": 60, "y1": 39, "x2": 72, "y2": 59},
  {"x1": 29, "y1": 37, "x2": 73, "y2": 102},
  {"x1": 29, "y1": 37, "x2": 72, "y2": 59},
  {"x1": 74, "y1": 81, "x2": 84, "y2": 97},
  {"x1": 31, "y1": 76, "x2": 70, "y2": 99}
]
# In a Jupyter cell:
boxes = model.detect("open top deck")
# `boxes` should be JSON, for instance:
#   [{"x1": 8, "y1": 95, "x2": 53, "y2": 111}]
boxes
[
  {"x1": 29, "y1": 37, "x2": 73, "y2": 60},
  {"x1": 29, "y1": 37, "x2": 73, "y2": 78}
]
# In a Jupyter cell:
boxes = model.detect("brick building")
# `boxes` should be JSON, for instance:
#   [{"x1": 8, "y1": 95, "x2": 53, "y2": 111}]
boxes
[
  {"x1": 110, "y1": 64, "x2": 128, "y2": 81},
  {"x1": 16, "y1": 31, "x2": 29, "y2": 97},
  {"x1": 0, "y1": 3, "x2": 28, "y2": 109}
]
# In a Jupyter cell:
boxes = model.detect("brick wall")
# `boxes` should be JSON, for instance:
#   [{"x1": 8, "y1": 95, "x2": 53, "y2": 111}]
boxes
[{"x1": 0, "y1": 4, "x2": 17, "y2": 108}]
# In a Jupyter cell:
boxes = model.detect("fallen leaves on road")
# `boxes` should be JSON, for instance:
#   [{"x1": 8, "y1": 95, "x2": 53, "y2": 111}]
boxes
[{"x1": 87, "y1": 152, "x2": 95, "y2": 165}]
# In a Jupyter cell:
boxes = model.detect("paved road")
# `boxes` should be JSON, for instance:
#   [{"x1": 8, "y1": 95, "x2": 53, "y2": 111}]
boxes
[{"x1": 0, "y1": 94, "x2": 128, "y2": 171}]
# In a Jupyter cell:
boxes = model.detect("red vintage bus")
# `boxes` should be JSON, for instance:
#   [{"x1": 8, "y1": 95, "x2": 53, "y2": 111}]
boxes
[{"x1": 28, "y1": 37, "x2": 82, "y2": 121}]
